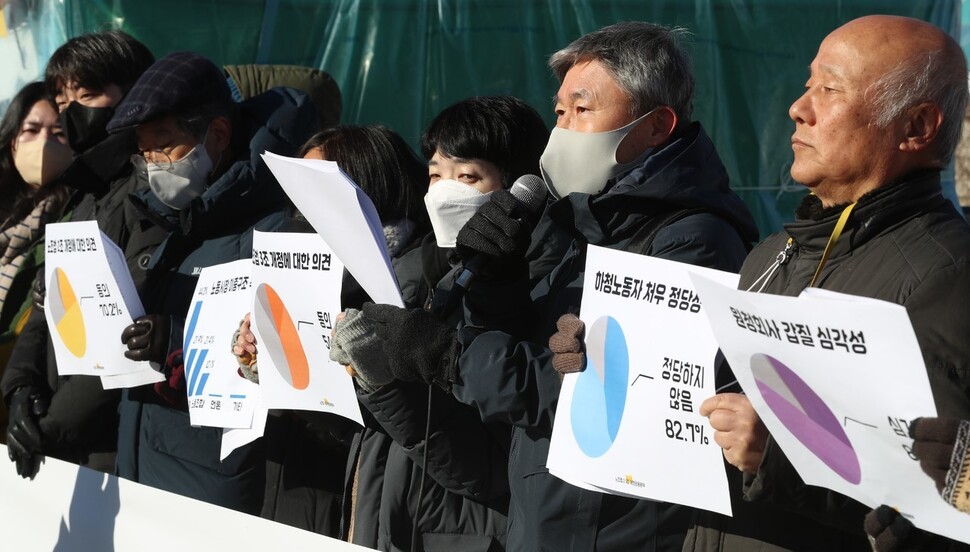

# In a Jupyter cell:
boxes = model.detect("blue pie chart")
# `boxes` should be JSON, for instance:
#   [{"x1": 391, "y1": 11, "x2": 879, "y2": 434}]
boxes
[{"x1": 571, "y1": 316, "x2": 628, "y2": 457}]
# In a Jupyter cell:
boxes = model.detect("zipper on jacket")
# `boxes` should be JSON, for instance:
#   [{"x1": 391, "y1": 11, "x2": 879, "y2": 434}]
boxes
[{"x1": 746, "y1": 238, "x2": 794, "y2": 293}]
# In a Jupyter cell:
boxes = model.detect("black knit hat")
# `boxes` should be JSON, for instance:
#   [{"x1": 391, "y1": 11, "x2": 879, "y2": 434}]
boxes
[{"x1": 107, "y1": 51, "x2": 231, "y2": 132}]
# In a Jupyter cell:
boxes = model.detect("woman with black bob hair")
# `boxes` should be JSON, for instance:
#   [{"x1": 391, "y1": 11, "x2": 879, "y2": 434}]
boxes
[{"x1": 330, "y1": 96, "x2": 559, "y2": 551}]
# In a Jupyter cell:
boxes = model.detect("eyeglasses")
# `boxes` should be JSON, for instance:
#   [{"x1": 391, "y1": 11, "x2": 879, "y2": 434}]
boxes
[{"x1": 131, "y1": 149, "x2": 176, "y2": 172}]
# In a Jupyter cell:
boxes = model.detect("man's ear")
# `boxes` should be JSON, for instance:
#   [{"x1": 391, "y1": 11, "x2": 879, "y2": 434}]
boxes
[
  {"x1": 616, "y1": 106, "x2": 678, "y2": 163},
  {"x1": 206, "y1": 115, "x2": 232, "y2": 158},
  {"x1": 899, "y1": 102, "x2": 942, "y2": 155}
]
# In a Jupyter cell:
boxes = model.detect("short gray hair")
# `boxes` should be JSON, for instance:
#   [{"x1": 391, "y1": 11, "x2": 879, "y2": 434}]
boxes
[
  {"x1": 867, "y1": 50, "x2": 969, "y2": 164},
  {"x1": 549, "y1": 21, "x2": 695, "y2": 123}
]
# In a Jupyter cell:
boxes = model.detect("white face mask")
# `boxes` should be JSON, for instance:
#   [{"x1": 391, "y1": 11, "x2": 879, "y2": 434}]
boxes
[
  {"x1": 13, "y1": 139, "x2": 74, "y2": 187},
  {"x1": 424, "y1": 179, "x2": 493, "y2": 248},
  {"x1": 143, "y1": 132, "x2": 214, "y2": 210},
  {"x1": 539, "y1": 109, "x2": 658, "y2": 199}
]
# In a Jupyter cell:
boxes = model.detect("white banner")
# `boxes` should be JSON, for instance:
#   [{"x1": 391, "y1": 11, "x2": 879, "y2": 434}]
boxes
[
  {"x1": 250, "y1": 231, "x2": 363, "y2": 425},
  {"x1": 184, "y1": 259, "x2": 261, "y2": 429},
  {"x1": 691, "y1": 277, "x2": 970, "y2": 544},
  {"x1": 0, "y1": 445, "x2": 374, "y2": 551},
  {"x1": 547, "y1": 246, "x2": 736, "y2": 515}
]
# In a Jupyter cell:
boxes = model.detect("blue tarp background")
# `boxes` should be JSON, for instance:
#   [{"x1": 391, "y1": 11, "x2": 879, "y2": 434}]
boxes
[{"x1": 0, "y1": 0, "x2": 962, "y2": 235}]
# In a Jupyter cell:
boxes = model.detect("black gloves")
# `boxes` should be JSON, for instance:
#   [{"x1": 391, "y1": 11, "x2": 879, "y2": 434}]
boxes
[
  {"x1": 549, "y1": 313, "x2": 586, "y2": 378},
  {"x1": 864, "y1": 505, "x2": 930, "y2": 551},
  {"x1": 121, "y1": 314, "x2": 171, "y2": 365},
  {"x1": 455, "y1": 190, "x2": 532, "y2": 279},
  {"x1": 361, "y1": 303, "x2": 460, "y2": 389},
  {"x1": 6, "y1": 386, "x2": 48, "y2": 478},
  {"x1": 909, "y1": 417, "x2": 970, "y2": 513},
  {"x1": 31, "y1": 269, "x2": 45, "y2": 312}
]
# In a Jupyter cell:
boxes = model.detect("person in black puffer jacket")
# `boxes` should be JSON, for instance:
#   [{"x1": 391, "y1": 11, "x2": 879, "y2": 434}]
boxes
[
  {"x1": 688, "y1": 15, "x2": 970, "y2": 552},
  {"x1": 332, "y1": 22, "x2": 758, "y2": 552},
  {"x1": 105, "y1": 51, "x2": 316, "y2": 514},
  {"x1": 2, "y1": 31, "x2": 154, "y2": 478}
]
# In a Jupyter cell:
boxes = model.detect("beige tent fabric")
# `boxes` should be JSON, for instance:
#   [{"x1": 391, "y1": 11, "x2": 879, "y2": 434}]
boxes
[{"x1": 224, "y1": 64, "x2": 342, "y2": 130}]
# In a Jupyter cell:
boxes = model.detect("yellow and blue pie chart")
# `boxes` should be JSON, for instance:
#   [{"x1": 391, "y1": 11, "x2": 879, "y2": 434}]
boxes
[{"x1": 48, "y1": 267, "x2": 86, "y2": 358}]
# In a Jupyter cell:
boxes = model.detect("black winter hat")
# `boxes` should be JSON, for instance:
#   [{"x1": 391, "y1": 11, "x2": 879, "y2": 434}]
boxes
[{"x1": 107, "y1": 51, "x2": 231, "y2": 132}]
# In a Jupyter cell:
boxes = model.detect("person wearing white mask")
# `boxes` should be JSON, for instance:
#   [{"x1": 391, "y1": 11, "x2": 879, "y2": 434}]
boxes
[
  {"x1": 103, "y1": 51, "x2": 317, "y2": 514},
  {"x1": 330, "y1": 22, "x2": 759, "y2": 552},
  {"x1": 326, "y1": 96, "x2": 551, "y2": 551}
]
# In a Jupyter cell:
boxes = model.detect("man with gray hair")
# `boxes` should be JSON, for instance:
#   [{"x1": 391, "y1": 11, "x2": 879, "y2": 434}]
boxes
[
  {"x1": 693, "y1": 15, "x2": 970, "y2": 550},
  {"x1": 331, "y1": 20, "x2": 757, "y2": 550}
]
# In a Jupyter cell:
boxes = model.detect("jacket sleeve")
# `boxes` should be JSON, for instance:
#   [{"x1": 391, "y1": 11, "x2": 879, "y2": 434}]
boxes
[
  {"x1": 453, "y1": 331, "x2": 562, "y2": 433},
  {"x1": 1, "y1": 306, "x2": 49, "y2": 402},
  {"x1": 359, "y1": 380, "x2": 511, "y2": 505}
]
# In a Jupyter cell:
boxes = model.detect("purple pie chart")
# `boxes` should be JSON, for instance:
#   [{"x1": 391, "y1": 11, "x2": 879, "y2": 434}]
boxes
[{"x1": 750, "y1": 353, "x2": 861, "y2": 484}]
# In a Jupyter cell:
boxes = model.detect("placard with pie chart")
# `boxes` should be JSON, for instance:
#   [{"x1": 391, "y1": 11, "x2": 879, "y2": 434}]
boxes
[
  {"x1": 44, "y1": 221, "x2": 149, "y2": 378},
  {"x1": 249, "y1": 231, "x2": 362, "y2": 425},
  {"x1": 547, "y1": 245, "x2": 737, "y2": 516},
  {"x1": 691, "y1": 275, "x2": 970, "y2": 545},
  {"x1": 183, "y1": 259, "x2": 260, "y2": 429}
]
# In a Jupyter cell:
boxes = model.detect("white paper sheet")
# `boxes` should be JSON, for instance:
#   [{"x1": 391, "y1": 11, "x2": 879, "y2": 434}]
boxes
[
  {"x1": 691, "y1": 275, "x2": 970, "y2": 544},
  {"x1": 261, "y1": 152, "x2": 403, "y2": 307},
  {"x1": 180, "y1": 259, "x2": 261, "y2": 429},
  {"x1": 220, "y1": 406, "x2": 269, "y2": 461},
  {"x1": 43, "y1": 221, "x2": 148, "y2": 377},
  {"x1": 547, "y1": 246, "x2": 736, "y2": 515},
  {"x1": 249, "y1": 231, "x2": 363, "y2": 425}
]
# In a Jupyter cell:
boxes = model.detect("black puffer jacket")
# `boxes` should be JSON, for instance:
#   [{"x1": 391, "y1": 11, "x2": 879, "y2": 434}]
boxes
[
  {"x1": 342, "y1": 233, "x2": 516, "y2": 552},
  {"x1": 453, "y1": 123, "x2": 758, "y2": 551},
  {"x1": 0, "y1": 129, "x2": 147, "y2": 471},
  {"x1": 684, "y1": 170, "x2": 970, "y2": 552},
  {"x1": 115, "y1": 87, "x2": 316, "y2": 514}
]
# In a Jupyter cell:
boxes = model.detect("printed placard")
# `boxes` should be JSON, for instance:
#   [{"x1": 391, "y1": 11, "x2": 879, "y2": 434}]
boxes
[
  {"x1": 249, "y1": 231, "x2": 363, "y2": 425},
  {"x1": 44, "y1": 221, "x2": 147, "y2": 377},
  {"x1": 183, "y1": 259, "x2": 260, "y2": 429},
  {"x1": 692, "y1": 276, "x2": 970, "y2": 544},
  {"x1": 547, "y1": 245, "x2": 736, "y2": 515}
]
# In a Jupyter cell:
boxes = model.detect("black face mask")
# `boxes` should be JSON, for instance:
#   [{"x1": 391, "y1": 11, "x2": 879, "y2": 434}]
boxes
[{"x1": 59, "y1": 102, "x2": 115, "y2": 152}]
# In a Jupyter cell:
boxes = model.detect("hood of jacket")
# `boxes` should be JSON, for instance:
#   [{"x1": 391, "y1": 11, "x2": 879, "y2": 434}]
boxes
[
  {"x1": 130, "y1": 86, "x2": 317, "y2": 239},
  {"x1": 546, "y1": 122, "x2": 758, "y2": 247}
]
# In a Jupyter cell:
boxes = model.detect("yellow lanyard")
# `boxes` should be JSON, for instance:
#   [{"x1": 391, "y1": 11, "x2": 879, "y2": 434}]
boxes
[{"x1": 808, "y1": 202, "x2": 856, "y2": 288}]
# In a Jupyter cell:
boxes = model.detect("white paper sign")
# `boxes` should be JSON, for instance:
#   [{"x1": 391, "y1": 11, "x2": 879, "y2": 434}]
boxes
[
  {"x1": 221, "y1": 406, "x2": 269, "y2": 461},
  {"x1": 182, "y1": 260, "x2": 260, "y2": 429},
  {"x1": 44, "y1": 221, "x2": 146, "y2": 377},
  {"x1": 547, "y1": 246, "x2": 737, "y2": 515},
  {"x1": 261, "y1": 152, "x2": 403, "y2": 307},
  {"x1": 249, "y1": 231, "x2": 363, "y2": 425},
  {"x1": 691, "y1": 276, "x2": 970, "y2": 544}
]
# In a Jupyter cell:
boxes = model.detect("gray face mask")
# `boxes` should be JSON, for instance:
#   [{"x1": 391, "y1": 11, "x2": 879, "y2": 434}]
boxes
[
  {"x1": 141, "y1": 130, "x2": 214, "y2": 210},
  {"x1": 539, "y1": 109, "x2": 658, "y2": 199}
]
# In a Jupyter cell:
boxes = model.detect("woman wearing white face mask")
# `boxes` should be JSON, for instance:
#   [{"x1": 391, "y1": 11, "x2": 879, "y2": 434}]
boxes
[
  {"x1": 0, "y1": 82, "x2": 73, "y2": 401},
  {"x1": 324, "y1": 96, "x2": 557, "y2": 552}
]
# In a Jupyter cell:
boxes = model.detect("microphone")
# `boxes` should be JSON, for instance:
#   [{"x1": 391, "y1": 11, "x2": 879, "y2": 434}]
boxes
[{"x1": 453, "y1": 174, "x2": 548, "y2": 292}]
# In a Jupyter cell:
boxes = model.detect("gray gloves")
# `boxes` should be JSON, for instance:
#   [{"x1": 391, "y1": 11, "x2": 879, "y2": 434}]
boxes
[{"x1": 330, "y1": 308, "x2": 393, "y2": 392}]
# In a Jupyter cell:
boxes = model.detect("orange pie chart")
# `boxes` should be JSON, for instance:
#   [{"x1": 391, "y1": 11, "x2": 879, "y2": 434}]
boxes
[{"x1": 254, "y1": 283, "x2": 310, "y2": 390}]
